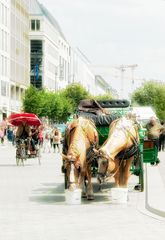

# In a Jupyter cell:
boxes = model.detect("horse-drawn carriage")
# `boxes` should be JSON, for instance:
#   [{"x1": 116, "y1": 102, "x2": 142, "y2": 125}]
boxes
[
  {"x1": 8, "y1": 113, "x2": 41, "y2": 166},
  {"x1": 62, "y1": 99, "x2": 159, "y2": 199}
]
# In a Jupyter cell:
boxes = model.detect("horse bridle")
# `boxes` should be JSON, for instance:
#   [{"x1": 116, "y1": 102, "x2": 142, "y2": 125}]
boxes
[{"x1": 97, "y1": 150, "x2": 110, "y2": 182}]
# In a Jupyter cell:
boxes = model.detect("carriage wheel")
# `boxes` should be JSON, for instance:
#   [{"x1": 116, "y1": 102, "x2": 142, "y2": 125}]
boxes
[{"x1": 134, "y1": 153, "x2": 144, "y2": 192}]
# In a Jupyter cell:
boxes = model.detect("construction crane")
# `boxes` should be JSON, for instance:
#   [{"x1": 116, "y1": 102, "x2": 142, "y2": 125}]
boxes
[
  {"x1": 116, "y1": 64, "x2": 138, "y2": 98},
  {"x1": 91, "y1": 64, "x2": 138, "y2": 98}
]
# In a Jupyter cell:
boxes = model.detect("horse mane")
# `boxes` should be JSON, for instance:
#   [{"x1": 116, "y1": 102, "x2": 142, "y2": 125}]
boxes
[
  {"x1": 100, "y1": 116, "x2": 139, "y2": 156},
  {"x1": 63, "y1": 117, "x2": 97, "y2": 158}
]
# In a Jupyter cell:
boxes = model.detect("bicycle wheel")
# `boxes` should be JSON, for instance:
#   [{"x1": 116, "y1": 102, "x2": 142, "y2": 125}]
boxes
[{"x1": 20, "y1": 147, "x2": 26, "y2": 166}]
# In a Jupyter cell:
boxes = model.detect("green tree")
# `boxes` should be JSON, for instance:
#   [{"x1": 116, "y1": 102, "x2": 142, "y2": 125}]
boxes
[
  {"x1": 94, "y1": 93, "x2": 113, "y2": 101},
  {"x1": 58, "y1": 94, "x2": 73, "y2": 122},
  {"x1": 61, "y1": 83, "x2": 91, "y2": 111},
  {"x1": 131, "y1": 80, "x2": 165, "y2": 119},
  {"x1": 22, "y1": 86, "x2": 45, "y2": 116},
  {"x1": 23, "y1": 86, "x2": 73, "y2": 122}
]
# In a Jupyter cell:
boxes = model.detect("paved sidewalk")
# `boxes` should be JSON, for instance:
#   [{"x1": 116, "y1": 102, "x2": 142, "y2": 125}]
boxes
[
  {"x1": 145, "y1": 152, "x2": 165, "y2": 217},
  {"x1": 1, "y1": 143, "x2": 165, "y2": 240}
]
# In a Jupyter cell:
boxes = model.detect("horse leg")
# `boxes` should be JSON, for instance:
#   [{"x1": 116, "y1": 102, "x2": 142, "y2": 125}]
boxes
[
  {"x1": 77, "y1": 170, "x2": 87, "y2": 198},
  {"x1": 86, "y1": 165, "x2": 94, "y2": 200},
  {"x1": 113, "y1": 159, "x2": 120, "y2": 187},
  {"x1": 120, "y1": 157, "x2": 133, "y2": 187},
  {"x1": 81, "y1": 176, "x2": 87, "y2": 198},
  {"x1": 118, "y1": 159, "x2": 125, "y2": 187}
]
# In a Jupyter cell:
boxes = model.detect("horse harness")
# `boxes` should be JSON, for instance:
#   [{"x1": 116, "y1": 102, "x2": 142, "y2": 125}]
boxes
[
  {"x1": 116, "y1": 126, "x2": 139, "y2": 160},
  {"x1": 97, "y1": 123, "x2": 139, "y2": 180},
  {"x1": 63, "y1": 120, "x2": 97, "y2": 164}
]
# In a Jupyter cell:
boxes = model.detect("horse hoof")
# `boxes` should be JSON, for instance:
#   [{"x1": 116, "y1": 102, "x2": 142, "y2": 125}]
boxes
[
  {"x1": 87, "y1": 195, "x2": 94, "y2": 200},
  {"x1": 134, "y1": 184, "x2": 140, "y2": 191},
  {"x1": 81, "y1": 192, "x2": 87, "y2": 198}
]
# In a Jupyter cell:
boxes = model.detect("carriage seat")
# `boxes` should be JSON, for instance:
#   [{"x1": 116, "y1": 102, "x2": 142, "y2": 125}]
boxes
[{"x1": 78, "y1": 111, "x2": 120, "y2": 126}]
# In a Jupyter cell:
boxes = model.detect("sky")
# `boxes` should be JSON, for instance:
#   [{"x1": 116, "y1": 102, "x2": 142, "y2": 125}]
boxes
[{"x1": 39, "y1": 0, "x2": 165, "y2": 97}]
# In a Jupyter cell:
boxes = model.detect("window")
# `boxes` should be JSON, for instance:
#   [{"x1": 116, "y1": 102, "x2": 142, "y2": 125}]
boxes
[
  {"x1": 36, "y1": 20, "x2": 40, "y2": 30},
  {"x1": 1, "y1": 80, "x2": 7, "y2": 96},
  {"x1": 31, "y1": 20, "x2": 35, "y2": 30},
  {"x1": 31, "y1": 19, "x2": 40, "y2": 31}
]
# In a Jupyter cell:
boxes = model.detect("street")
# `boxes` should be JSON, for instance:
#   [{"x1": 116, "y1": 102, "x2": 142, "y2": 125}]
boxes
[{"x1": 0, "y1": 142, "x2": 165, "y2": 240}]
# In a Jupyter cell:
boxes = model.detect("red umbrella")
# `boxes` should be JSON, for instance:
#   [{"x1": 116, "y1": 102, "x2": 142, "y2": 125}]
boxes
[{"x1": 7, "y1": 113, "x2": 41, "y2": 126}]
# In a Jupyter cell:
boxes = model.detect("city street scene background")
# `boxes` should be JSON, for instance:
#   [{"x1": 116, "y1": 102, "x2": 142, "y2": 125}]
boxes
[{"x1": 1, "y1": 0, "x2": 165, "y2": 240}]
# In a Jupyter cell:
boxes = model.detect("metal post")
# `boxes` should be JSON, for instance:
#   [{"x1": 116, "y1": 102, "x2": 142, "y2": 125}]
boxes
[{"x1": 120, "y1": 67, "x2": 125, "y2": 99}]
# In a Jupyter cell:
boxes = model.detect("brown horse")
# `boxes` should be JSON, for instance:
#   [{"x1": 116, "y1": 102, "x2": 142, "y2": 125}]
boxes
[
  {"x1": 62, "y1": 117, "x2": 99, "y2": 200},
  {"x1": 94, "y1": 116, "x2": 139, "y2": 188}
]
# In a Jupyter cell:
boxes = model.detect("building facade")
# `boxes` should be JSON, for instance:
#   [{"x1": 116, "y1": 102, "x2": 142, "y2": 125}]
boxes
[
  {"x1": 29, "y1": 0, "x2": 70, "y2": 92},
  {"x1": 29, "y1": 0, "x2": 101, "y2": 96},
  {"x1": 0, "y1": 0, "x2": 10, "y2": 121},
  {"x1": 0, "y1": 0, "x2": 110, "y2": 122},
  {"x1": 70, "y1": 47, "x2": 96, "y2": 96},
  {"x1": 10, "y1": 0, "x2": 30, "y2": 113}
]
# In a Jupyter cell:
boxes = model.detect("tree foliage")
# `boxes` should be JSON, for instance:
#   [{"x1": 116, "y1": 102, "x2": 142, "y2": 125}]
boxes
[
  {"x1": 61, "y1": 83, "x2": 91, "y2": 111},
  {"x1": 22, "y1": 83, "x2": 116, "y2": 122},
  {"x1": 131, "y1": 80, "x2": 165, "y2": 119},
  {"x1": 22, "y1": 86, "x2": 73, "y2": 122},
  {"x1": 93, "y1": 93, "x2": 113, "y2": 101},
  {"x1": 23, "y1": 86, "x2": 44, "y2": 116}
]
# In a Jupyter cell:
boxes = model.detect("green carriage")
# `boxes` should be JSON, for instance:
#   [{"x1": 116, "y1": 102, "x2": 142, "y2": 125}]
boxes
[{"x1": 77, "y1": 99, "x2": 159, "y2": 192}]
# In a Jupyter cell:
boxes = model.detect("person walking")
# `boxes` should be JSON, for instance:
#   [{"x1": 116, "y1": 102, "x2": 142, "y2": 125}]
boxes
[
  {"x1": 145, "y1": 117, "x2": 164, "y2": 148},
  {"x1": 52, "y1": 128, "x2": 61, "y2": 153},
  {"x1": 159, "y1": 120, "x2": 165, "y2": 151},
  {"x1": 0, "y1": 127, "x2": 5, "y2": 145},
  {"x1": 42, "y1": 128, "x2": 51, "y2": 153}
]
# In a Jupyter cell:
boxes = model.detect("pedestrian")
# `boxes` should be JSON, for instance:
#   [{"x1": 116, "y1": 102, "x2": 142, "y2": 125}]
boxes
[
  {"x1": 16, "y1": 121, "x2": 31, "y2": 140},
  {"x1": 145, "y1": 117, "x2": 164, "y2": 148},
  {"x1": 159, "y1": 120, "x2": 165, "y2": 151},
  {"x1": 6, "y1": 126, "x2": 13, "y2": 142},
  {"x1": 31, "y1": 126, "x2": 39, "y2": 151},
  {"x1": 15, "y1": 121, "x2": 32, "y2": 154},
  {"x1": 0, "y1": 127, "x2": 5, "y2": 145},
  {"x1": 52, "y1": 128, "x2": 61, "y2": 153},
  {"x1": 42, "y1": 128, "x2": 51, "y2": 153},
  {"x1": 50, "y1": 129, "x2": 54, "y2": 148},
  {"x1": 38, "y1": 126, "x2": 43, "y2": 147},
  {"x1": 12, "y1": 127, "x2": 16, "y2": 146}
]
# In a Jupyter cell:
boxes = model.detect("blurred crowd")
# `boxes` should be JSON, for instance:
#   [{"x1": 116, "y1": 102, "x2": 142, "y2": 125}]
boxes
[
  {"x1": 0, "y1": 120, "x2": 62, "y2": 154},
  {"x1": 1, "y1": 115, "x2": 165, "y2": 153}
]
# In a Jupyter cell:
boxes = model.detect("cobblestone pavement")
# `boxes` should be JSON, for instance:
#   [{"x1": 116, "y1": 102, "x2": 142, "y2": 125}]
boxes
[{"x1": 0, "y1": 142, "x2": 165, "y2": 240}]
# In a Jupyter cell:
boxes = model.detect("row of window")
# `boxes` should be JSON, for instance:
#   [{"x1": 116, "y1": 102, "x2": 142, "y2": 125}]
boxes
[
  {"x1": 0, "y1": 54, "x2": 8, "y2": 77},
  {"x1": 0, "y1": 2, "x2": 8, "y2": 27},
  {"x1": 59, "y1": 40, "x2": 70, "y2": 55},
  {"x1": 1, "y1": 80, "x2": 8, "y2": 96},
  {"x1": 30, "y1": 19, "x2": 69, "y2": 55},
  {"x1": 0, "y1": 28, "x2": 8, "y2": 52}
]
